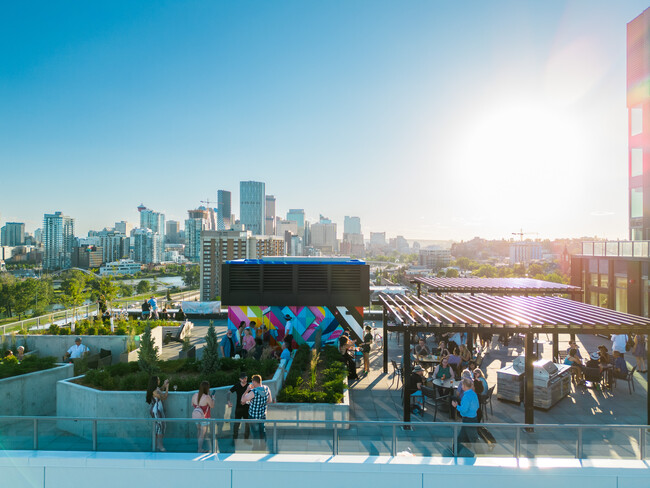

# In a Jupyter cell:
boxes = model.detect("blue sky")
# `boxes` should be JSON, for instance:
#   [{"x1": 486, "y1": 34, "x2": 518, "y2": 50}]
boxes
[{"x1": 1, "y1": 1, "x2": 648, "y2": 241}]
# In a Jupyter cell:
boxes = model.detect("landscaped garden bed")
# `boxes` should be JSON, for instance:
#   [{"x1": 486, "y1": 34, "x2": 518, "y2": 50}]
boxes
[{"x1": 0, "y1": 355, "x2": 58, "y2": 380}]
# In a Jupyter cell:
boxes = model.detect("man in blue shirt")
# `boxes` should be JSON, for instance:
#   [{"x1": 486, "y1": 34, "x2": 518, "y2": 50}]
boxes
[
  {"x1": 220, "y1": 328, "x2": 239, "y2": 358},
  {"x1": 612, "y1": 351, "x2": 628, "y2": 379},
  {"x1": 452, "y1": 378, "x2": 480, "y2": 446}
]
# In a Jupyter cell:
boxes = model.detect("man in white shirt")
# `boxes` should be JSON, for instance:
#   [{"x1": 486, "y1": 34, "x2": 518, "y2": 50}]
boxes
[
  {"x1": 64, "y1": 337, "x2": 90, "y2": 362},
  {"x1": 611, "y1": 334, "x2": 628, "y2": 359}
]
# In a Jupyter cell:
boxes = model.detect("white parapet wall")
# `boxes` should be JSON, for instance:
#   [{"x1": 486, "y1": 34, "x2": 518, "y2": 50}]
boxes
[
  {"x1": 2, "y1": 452, "x2": 649, "y2": 488},
  {"x1": 56, "y1": 361, "x2": 285, "y2": 440},
  {"x1": 15, "y1": 326, "x2": 164, "y2": 365},
  {"x1": 0, "y1": 363, "x2": 73, "y2": 415}
]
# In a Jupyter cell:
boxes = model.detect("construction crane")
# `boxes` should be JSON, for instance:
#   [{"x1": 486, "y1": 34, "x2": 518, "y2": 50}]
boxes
[
  {"x1": 200, "y1": 199, "x2": 215, "y2": 207},
  {"x1": 512, "y1": 228, "x2": 539, "y2": 241}
]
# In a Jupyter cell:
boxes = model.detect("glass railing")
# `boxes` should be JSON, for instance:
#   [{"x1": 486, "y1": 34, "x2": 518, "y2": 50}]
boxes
[
  {"x1": 581, "y1": 241, "x2": 650, "y2": 258},
  {"x1": 0, "y1": 417, "x2": 647, "y2": 460}
]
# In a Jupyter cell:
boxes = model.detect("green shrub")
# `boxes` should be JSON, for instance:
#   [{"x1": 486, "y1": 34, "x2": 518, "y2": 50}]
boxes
[{"x1": 0, "y1": 355, "x2": 57, "y2": 380}]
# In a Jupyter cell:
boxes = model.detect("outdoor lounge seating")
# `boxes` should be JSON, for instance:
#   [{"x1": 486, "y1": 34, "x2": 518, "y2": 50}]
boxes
[
  {"x1": 480, "y1": 385, "x2": 495, "y2": 421},
  {"x1": 390, "y1": 360, "x2": 403, "y2": 389},
  {"x1": 421, "y1": 385, "x2": 450, "y2": 421},
  {"x1": 622, "y1": 366, "x2": 637, "y2": 394}
]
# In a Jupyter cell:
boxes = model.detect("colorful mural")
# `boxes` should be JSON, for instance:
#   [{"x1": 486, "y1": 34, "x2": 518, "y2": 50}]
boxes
[{"x1": 227, "y1": 305, "x2": 360, "y2": 346}]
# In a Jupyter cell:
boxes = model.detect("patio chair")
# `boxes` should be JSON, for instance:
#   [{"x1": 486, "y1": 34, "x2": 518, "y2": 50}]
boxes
[
  {"x1": 421, "y1": 385, "x2": 450, "y2": 422},
  {"x1": 622, "y1": 366, "x2": 637, "y2": 394},
  {"x1": 390, "y1": 360, "x2": 403, "y2": 389},
  {"x1": 583, "y1": 367, "x2": 603, "y2": 388},
  {"x1": 480, "y1": 385, "x2": 495, "y2": 421}
]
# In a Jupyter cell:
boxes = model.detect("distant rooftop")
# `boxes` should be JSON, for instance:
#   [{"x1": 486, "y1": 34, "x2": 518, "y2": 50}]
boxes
[
  {"x1": 412, "y1": 277, "x2": 581, "y2": 294},
  {"x1": 226, "y1": 257, "x2": 365, "y2": 265}
]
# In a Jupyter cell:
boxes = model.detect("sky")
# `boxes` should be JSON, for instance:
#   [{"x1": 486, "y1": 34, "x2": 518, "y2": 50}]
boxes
[{"x1": 1, "y1": 0, "x2": 648, "y2": 242}]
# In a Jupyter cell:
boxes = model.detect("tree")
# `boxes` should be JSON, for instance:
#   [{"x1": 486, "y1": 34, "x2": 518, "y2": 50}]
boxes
[
  {"x1": 183, "y1": 265, "x2": 199, "y2": 288},
  {"x1": 120, "y1": 284, "x2": 134, "y2": 298},
  {"x1": 138, "y1": 324, "x2": 159, "y2": 375},
  {"x1": 90, "y1": 276, "x2": 118, "y2": 304},
  {"x1": 201, "y1": 321, "x2": 219, "y2": 374},
  {"x1": 475, "y1": 264, "x2": 498, "y2": 278},
  {"x1": 13, "y1": 278, "x2": 52, "y2": 319},
  {"x1": 445, "y1": 268, "x2": 460, "y2": 278},
  {"x1": 136, "y1": 280, "x2": 150, "y2": 295},
  {"x1": 0, "y1": 274, "x2": 17, "y2": 318},
  {"x1": 60, "y1": 271, "x2": 88, "y2": 317}
]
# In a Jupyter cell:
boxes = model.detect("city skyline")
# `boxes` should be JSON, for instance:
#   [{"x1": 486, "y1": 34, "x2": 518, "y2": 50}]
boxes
[{"x1": 1, "y1": 1, "x2": 649, "y2": 241}]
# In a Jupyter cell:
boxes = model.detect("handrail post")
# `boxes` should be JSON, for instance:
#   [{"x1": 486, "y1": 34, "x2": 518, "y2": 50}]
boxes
[
  {"x1": 453, "y1": 424, "x2": 458, "y2": 457},
  {"x1": 92, "y1": 420, "x2": 97, "y2": 451},
  {"x1": 273, "y1": 422, "x2": 278, "y2": 454},
  {"x1": 577, "y1": 427, "x2": 583, "y2": 459},
  {"x1": 212, "y1": 420, "x2": 218, "y2": 454},
  {"x1": 640, "y1": 427, "x2": 645, "y2": 460},
  {"x1": 33, "y1": 418, "x2": 38, "y2": 450},
  {"x1": 333, "y1": 423, "x2": 338, "y2": 455},
  {"x1": 391, "y1": 424, "x2": 396, "y2": 456},
  {"x1": 515, "y1": 426, "x2": 521, "y2": 458},
  {"x1": 151, "y1": 420, "x2": 156, "y2": 452}
]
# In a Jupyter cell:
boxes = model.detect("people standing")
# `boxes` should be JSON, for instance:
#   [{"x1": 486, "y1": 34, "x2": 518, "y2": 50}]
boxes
[
  {"x1": 191, "y1": 381, "x2": 215, "y2": 452},
  {"x1": 611, "y1": 334, "x2": 628, "y2": 359},
  {"x1": 451, "y1": 378, "x2": 480, "y2": 448},
  {"x1": 361, "y1": 325, "x2": 373, "y2": 376},
  {"x1": 242, "y1": 328, "x2": 255, "y2": 356},
  {"x1": 146, "y1": 376, "x2": 169, "y2": 451},
  {"x1": 242, "y1": 374, "x2": 273, "y2": 448},
  {"x1": 339, "y1": 336, "x2": 359, "y2": 381},
  {"x1": 633, "y1": 334, "x2": 647, "y2": 373},
  {"x1": 148, "y1": 296, "x2": 159, "y2": 320},
  {"x1": 227, "y1": 373, "x2": 251, "y2": 441},
  {"x1": 284, "y1": 314, "x2": 294, "y2": 345},
  {"x1": 220, "y1": 328, "x2": 238, "y2": 358}
]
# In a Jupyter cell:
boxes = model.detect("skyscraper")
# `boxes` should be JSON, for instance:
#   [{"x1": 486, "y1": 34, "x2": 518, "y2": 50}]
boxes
[
  {"x1": 344, "y1": 216, "x2": 361, "y2": 235},
  {"x1": 240, "y1": 181, "x2": 265, "y2": 235},
  {"x1": 217, "y1": 190, "x2": 232, "y2": 230},
  {"x1": 133, "y1": 228, "x2": 160, "y2": 264},
  {"x1": 0, "y1": 222, "x2": 25, "y2": 246},
  {"x1": 165, "y1": 220, "x2": 180, "y2": 243},
  {"x1": 628, "y1": 8, "x2": 650, "y2": 239},
  {"x1": 43, "y1": 212, "x2": 75, "y2": 270},
  {"x1": 286, "y1": 209, "x2": 305, "y2": 237},
  {"x1": 265, "y1": 195, "x2": 276, "y2": 235},
  {"x1": 139, "y1": 206, "x2": 165, "y2": 236}
]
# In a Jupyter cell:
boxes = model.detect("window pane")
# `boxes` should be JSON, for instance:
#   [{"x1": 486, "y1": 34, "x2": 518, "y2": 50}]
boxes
[
  {"x1": 631, "y1": 187, "x2": 644, "y2": 218},
  {"x1": 631, "y1": 148, "x2": 643, "y2": 177},
  {"x1": 631, "y1": 107, "x2": 643, "y2": 136}
]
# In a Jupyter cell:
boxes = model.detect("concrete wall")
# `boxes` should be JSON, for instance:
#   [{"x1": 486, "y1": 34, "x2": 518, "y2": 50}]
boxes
[
  {"x1": 16, "y1": 326, "x2": 163, "y2": 365},
  {"x1": 0, "y1": 363, "x2": 73, "y2": 415},
  {"x1": 2, "y1": 452, "x2": 650, "y2": 488},
  {"x1": 56, "y1": 362, "x2": 285, "y2": 439}
]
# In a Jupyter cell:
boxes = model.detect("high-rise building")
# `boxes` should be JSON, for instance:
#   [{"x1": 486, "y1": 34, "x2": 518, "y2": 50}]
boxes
[
  {"x1": 310, "y1": 217, "x2": 338, "y2": 254},
  {"x1": 628, "y1": 8, "x2": 650, "y2": 239},
  {"x1": 217, "y1": 190, "x2": 232, "y2": 230},
  {"x1": 200, "y1": 230, "x2": 284, "y2": 301},
  {"x1": 96, "y1": 230, "x2": 130, "y2": 264},
  {"x1": 240, "y1": 181, "x2": 265, "y2": 235},
  {"x1": 185, "y1": 217, "x2": 204, "y2": 263},
  {"x1": 114, "y1": 221, "x2": 133, "y2": 236},
  {"x1": 344, "y1": 216, "x2": 361, "y2": 235},
  {"x1": 166, "y1": 220, "x2": 180, "y2": 243},
  {"x1": 286, "y1": 209, "x2": 305, "y2": 237},
  {"x1": 133, "y1": 228, "x2": 161, "y2": 264},
  {"x1": 265, "y1": 195, "x2": 276, "y2": 235},
  {"x1": 71, "y1": 245, "x2": 104, "y2": 269},
  {"x1": 138, "y1": 206, "x2": 165, "y2": 237},
  {"x1": 43, "y1": 212, "x2": 75, "y2": 270},
  {"x1": 0, "y1": 222, "x2": 25, "y2": 246},
  {"x1": 369, "y1": 232, "x2": 387, "y2": 247}
]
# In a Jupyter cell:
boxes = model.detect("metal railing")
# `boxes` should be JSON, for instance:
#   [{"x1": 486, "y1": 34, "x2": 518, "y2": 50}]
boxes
[
  {"x1": 580, "y1": 240, "x2": 650, "y2": 258},
  {"x1": 1, "y1": 416, "x2": 648, "y2": 460},
  {"x1": 0, "y1": 289, "x2": 201, "y2": 335}
]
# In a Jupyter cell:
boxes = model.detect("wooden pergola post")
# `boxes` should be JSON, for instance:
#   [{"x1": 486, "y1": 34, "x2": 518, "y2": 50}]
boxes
[
  {"x1": 524, "y1": 332, "x2": 535, "y2": 425},
  {"x1": 403, "y1": 329, "x2": 412, "y2": 423},
  {"x1": 552, "y1": 332, "x2": 559, "y2": 362}
]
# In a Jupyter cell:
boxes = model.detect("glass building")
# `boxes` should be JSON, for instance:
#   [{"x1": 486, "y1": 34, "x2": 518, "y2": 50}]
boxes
[{"x1": 240, "y1": 181, "x2": 265, "y2": 235}]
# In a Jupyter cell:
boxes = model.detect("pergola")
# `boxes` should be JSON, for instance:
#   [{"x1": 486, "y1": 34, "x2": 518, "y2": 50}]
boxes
[{"x1": 378, "y1": 292, "x2": 650, "y2": 424}]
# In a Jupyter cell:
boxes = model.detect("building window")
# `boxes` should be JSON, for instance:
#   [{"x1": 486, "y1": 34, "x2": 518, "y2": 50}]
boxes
[
  {"x1": 615, "y1": 277, "x2": 628, "y2": 313},
  {"x1": 631, "y1": 107, "x2": 643, "y2": 136},
  {"x1": 631, "y1": 148, "x2": 643, "y2": 177},
  {"x1": 631, "y1": 187, "x2": 643, "y2": 218}
]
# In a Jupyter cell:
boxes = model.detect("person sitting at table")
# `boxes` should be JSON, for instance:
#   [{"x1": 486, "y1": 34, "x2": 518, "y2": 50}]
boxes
[
  {"x1": 433, "y1": 341, "x2": 449, "y2": 357},
  {"x1": 409, "y1": 365, "x2": 426, "y2": 412},
  {"x1": 459, "y1": 344, "x2": 471, "y2": 368},
  {"x1": 612, "y1": 351, "x2": 628, "y2": 379},
  {"x1": 447, "y1": 347, "x2": 462, "y2": 375},
  {"x1": 564, "y1": 348, "x2": 584, "y2": 384},
  {"x1": 433, "y1": 356, "x2": 455, "y2": 395},
  {"x1": 467, "y1": 360, "x2": 478, "y2": 372},
  {"x1": 567, "y1": 340, "x2": 583, "y2": 360},
  {"x1": 456, "y1": 369, "x2": 473, "y2": 400},
  {"x1": 597, "y1": 345, "x2": 611, "y2": 371},
  {"x1": 414, "y1": 338, "x2": 430, "y2": 357},
  {"x1": 473, "y1": 368, "x2": 488, "y2": 395}
]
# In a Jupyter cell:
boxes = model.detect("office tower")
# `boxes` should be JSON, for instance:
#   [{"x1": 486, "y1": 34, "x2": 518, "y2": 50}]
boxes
[
  {"x1": 628, "y1": 9, "x2": 650, "y2": 239},
  {"x1": 0, "y1": 222, "x2": 25, "y2": 246},
  {"x1": 310, "y1": 217, "x2": 338, "y2": 254},
  {"x1": 265, "y1": 195, "x2": 276, "y2": 235},
  {"x1": 200, "y1": 230, "x2": 285, "y2": 301},
  {"x1": 138, "y1": 206, "x2": 165, "y2": 236},
  {"x1": 166, "y1": 220, "x2": 180, "y2": 243},
  {"x1": 344, "y1": 216, "x2": 361, "y2": 235},
  {"x1": 240, "y1": 181, "x2": 265, "y2": 235},
  {"x1": 33, "y1": 228, "x2": 43, "y2": 245},
  {"x1": 418, "y1": 248, "x2": 452, "y2": 269},
  {"x1": 133, "y1": 228, "x2": 161, "y2": 264},
  {"x1": 43, "y1": 212, "x2": 75, "y2": 270},
  {"x1": 369, "y1": 232, "x2": 387, "y2": 247},
  {"x1": 71, "y1": 245, "x2": 104, "y2": 269},
  {"x1": 276, "y1": 220, "x2": 298, "y2": 237},
  {"x1": 217, "y1": 190, "x2": 232, "y2": 230},
  {"x1": 114, "y1": 221, "x2": 133, "y2": 236},
  {"x1": 286, "y1": 209, "x2": 305, "y2": 237}
]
